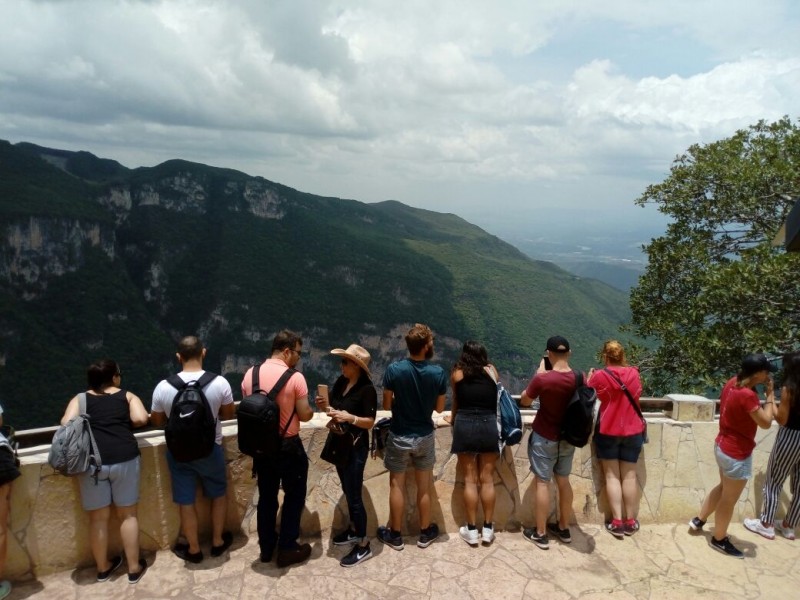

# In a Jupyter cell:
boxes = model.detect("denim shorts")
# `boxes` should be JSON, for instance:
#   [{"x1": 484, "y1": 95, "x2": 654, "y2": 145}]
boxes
[
  {"x1": 166, "y1": 443, "x2": 228, "y2": 505},
  {"x1": 594, "y1": 433, "x2": 644, "y2": 463},
  {"x1": 528, "y1": 431, "x2": 575, "y2": 482},
  {"x1": 384, "y1": 431, "x2": 436, "y2": 473},
  {"x1": 79, "y1": 455, "x2": 140, "y2": 511},
  {"x1": 714, "y1": 444, "x2": 752, "y2": 480}
]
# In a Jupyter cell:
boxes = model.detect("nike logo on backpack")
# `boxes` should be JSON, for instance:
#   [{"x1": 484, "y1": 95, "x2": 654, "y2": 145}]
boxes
[{"x1": 180, "y1": 411, "x2": 196, "y2": 418}]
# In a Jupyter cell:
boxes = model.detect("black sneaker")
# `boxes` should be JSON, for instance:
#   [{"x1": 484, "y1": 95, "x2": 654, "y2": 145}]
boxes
[
  {"x1": 688, "y1": 517, "x2": 706, "y2": 531},
  {"x1": 377, "y1": 526, "x2": 404, "y2": 551},
  {"x1": 332, "y1": 529, "x2": 360, "y2": 546},
  {"x1": 96, "y1": 555, "x2": 123, "y2": 582},
  {"x1": 340, "y1": 543, "x2": 372, "y2": 568},
  {"x1": 547, "y1": 522, "x2": 572, "y2": 543},
  {"x1": 210, "y1": 531, "x2": 234, "y2": 557},
  {"x1": 710, "y1": 536, "x2": 744, "y2": 559},
  {"x1": 523, "y1": 527, "x2": 549, "y2": 549},
  {"x1": 127, "y1": 559, "x2": 148, "y2": 584},
  {"x1": 417, "y1": 523, "x2": 440, "y2": 548}
]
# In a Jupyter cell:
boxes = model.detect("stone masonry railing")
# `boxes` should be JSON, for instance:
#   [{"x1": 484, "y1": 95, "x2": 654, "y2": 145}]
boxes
[{"x1": 7, "y1": 394, "x2": 792, "y2": 580}]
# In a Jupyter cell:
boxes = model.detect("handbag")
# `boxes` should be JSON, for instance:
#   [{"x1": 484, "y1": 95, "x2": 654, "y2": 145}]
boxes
[
  {"x1": 320, "y1": 425, "x2": 357, "y2": 467},
  {"x1": 370, "y1": 417, "x2": 392, "y2": 460},
  {"x1": 603, "y1": 368, "x2": 648, "y2": 443}
]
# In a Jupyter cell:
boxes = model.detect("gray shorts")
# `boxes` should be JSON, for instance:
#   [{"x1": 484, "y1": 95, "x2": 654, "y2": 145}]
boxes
[
  {"x1": 384, "y1": 431, "x2": 436, "y2": 473},
  {"x1": 79, "y1": 455, "x2": 141, "y2": 511},
  {"x1": 528, "y1": 432, "x2": 575, "y2": 482},
  {"x1": 714, "y1": 444, "x2": 752, "y2": 480}
]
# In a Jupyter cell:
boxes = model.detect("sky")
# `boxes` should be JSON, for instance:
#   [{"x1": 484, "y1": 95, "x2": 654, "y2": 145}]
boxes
[{"x1": 1, "y1": 0, "x2": 799, "y2": 250}]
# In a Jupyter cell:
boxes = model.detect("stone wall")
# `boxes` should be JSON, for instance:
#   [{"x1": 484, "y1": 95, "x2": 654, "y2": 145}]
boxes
[{"x1": 8, "y1": 412, "x2": 793, "y2": 579}]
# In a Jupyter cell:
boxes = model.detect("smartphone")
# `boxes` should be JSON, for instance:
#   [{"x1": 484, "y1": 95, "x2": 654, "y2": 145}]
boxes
[
  {"x1": 317, "y1": 384, "x2": 330, "y2": 412},
  {"x1": 543, "y1": 355, "x2": 553, "y2": 371}
]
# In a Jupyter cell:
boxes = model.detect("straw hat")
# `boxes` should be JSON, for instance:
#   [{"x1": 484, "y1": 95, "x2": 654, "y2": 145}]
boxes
[{"x1": 330, "y1": 344, "x2": 371, "y2": 377}]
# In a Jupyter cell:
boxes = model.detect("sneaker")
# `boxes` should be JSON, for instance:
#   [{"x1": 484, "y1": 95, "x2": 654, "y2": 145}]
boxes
[
  {"x1": 688, "y1": 517, "x2": 706, "y2": 531},
  {"x1": 417, "y1": 523, "x2": 440, "y2": 548},
  {"x1": 377, "y1": 526, "x2": 404, "y2": 551},
  {"x1": 523, "y1": 527, "x2": 549, "y2": 549},
  {"x1": 481, "y1": 524, "x2": 495, "y2": 545},
  {"x1": 96, "y1": 555, "x2": 123, "y2": 582},
  {"x1": 173, "y1": 546, "x2": 203, "y2": 564},
  {"x1": 547, "y1": 522, "x2": 572, "y2": 543},
  {"x1": 340, "y1": 543, "x2": 372, "y2": 568},
  {"x1": 743, "y1": 518, "x2": 775, "y2": 540},
  {"x1": 605, "y1": 521, "x2": 625, "y2": 539},
  {"x1": 128, "y1": 558, "x2": 148, "y2": 584},
  {"x1": 624, "y1": 519, "x2": 640, "y2": 536},
  {"x1": 276, "y1": 543, "x2": 312, "y2": 568},
  {"x1": 332, "y1": 529, "x2": 360, "y2": 546},
  {"x1": 211, "y1": 531, "x2": 234, "y2": 557},
  {"x1": 459, "y1": 525, "x2": 480, "y2": 546},
  {"x1": 0, "y1": 580, "x2": 12, "y2": 600},
  {"x1": 710, "y1": 536, "x2": 744, "y2": 559},
  {"x1": 776, "y1": 521, "x2": 796, "y2": 540}
]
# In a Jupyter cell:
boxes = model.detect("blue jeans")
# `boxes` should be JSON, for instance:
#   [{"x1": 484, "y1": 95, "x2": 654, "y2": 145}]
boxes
[
  {"x1": 255, "y1": 436, "x2": 308, "y2": 554},
  {"x1": 336, "y1": 443, "x2": 369, "y2": 539}
]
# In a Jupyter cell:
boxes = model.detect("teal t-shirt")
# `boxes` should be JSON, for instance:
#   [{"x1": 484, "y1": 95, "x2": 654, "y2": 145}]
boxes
[{"x1": 382, "y1": 358, "x2": 447, "y2": 437}]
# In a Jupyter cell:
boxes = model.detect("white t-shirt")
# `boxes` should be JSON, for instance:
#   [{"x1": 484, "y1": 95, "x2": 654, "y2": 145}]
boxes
[{"x1": 151, "y1": 370, "x2": 234, "y2": 445}]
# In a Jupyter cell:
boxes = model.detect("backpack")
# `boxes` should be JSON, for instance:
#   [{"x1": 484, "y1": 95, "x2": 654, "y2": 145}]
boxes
[
  {"x1": 559, "y1": 370, "x2": 598, "y2": 448},
  {"x1": 484, "y1": 366, "x2": 522, "y2": 449},
  {"x1": 237, "y1": 366, "x2": 297, "y2": 459},
  {"x1": 165, "y1": 371, "x2": 218, "y2": 463},
  {"x1": 48, "y1": 393, "x2": 102, "y2": 477},
  {"x1": 0, "y1": 424, "x2": 20, "y2": 468},
  {"x1": 370, "y1": 417, "x2": 392, "y2": 460}
]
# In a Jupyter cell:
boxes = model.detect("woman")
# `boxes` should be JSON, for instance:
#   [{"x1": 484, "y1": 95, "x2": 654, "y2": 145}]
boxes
[
  {"x1": 688, "y1": 353, "x2": 776, "y2": 558},
  {"x1": 316, "y1": 344, "x2": 377, "y2": 568},
  {"x1": 588, "y1": 340, "x2": 645, "y2": 538},
  {"x1": 450, "y1": 341, "x2": 499, "y2": 546},
  {"x1": 59, "y1": 360, "x2": 149, "y2": 582},
  {"x1": 0, "y1": 403, "x2": 20, "y2": 599},
  {"x1": 744, "y1": 351, "x2": 800, "y2": 540}
]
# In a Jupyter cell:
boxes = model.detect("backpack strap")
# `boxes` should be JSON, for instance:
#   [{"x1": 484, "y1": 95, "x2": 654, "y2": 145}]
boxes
[
  {"x1": 196, "y1": 371, "x2": 218, "y2": 390},
  {"x1": 79, "y1": 392, "x2": 87, "y2": 415},
  {"x1": 166, "y1": 374, "x2": 187, "y2": 391},
  {"x1": 79, "y1": 392, "x2": 103, "y2": 476},
  {"x1": 572, "y1": 369, "x2": 584, "y2": 389},
  {"x1": 603, "y1": 368, "x2": 646, "y2": 423},
  {"x1": 269, "y1": 368, "x2": 298, "y2": 439}
]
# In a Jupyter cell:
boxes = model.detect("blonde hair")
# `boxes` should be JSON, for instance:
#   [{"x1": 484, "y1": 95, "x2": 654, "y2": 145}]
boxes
[{"x1": 601, "y1": 340, "x2": 627, "y2": 366}]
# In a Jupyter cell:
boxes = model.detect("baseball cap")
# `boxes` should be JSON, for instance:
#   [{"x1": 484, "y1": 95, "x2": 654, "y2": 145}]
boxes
[
  {"x1": 740, "y1": 353, "x2": 778, "y2": 377},
  {"x1": 546, "y1": 336, "x2": 570, "y2": 353}
]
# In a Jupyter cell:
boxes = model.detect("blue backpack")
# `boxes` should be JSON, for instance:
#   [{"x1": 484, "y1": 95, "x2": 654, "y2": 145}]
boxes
[{"x1": 485, "y1": 367, "x2": 522, "y2": 448}]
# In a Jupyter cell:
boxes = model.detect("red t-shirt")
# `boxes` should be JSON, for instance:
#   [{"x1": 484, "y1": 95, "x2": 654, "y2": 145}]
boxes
[
  {"x1": 716, "y1": 376, "x2": 761, "y2": 459},
  {"x1": 587, "y1": 366, "x2": 644, "y2": 436},
  {"x1": 526, "y1": 370, "x2": 578, "y2": 441}
]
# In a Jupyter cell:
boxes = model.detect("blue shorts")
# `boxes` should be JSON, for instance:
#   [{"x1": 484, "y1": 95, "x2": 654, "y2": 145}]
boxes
[
  {"x1": 166, "y1": 443, "x2": 227, "y2": 505},
  {"x1": 594, "y1": 433, "x2": 644, "y2": 463},
  {"x1": 384, "y1": 431, "x2": 436, "y2": 473},
  {"x1": 714, "y1": 444, "x2": 752, "y2": 480},
  {"x1": 79, "y1": 455, "x2": 140, "y2": 511},
  {"x1": 528, "y1": 432, "x2": 575, "y2": 482}
]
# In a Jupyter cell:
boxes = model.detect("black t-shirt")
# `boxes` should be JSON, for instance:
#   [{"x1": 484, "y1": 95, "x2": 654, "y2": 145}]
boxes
[
  {"x1": 86, "y1": 390, "x2": 139, "y2": 464},
  {"x1": 330, "y1": 374, "x2": 378, "y2": 445}
]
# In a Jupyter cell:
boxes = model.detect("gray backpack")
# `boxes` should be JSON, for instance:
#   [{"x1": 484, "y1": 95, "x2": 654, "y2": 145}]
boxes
[{"x1": 48, "y1": 393, "x2": 102, "y2": 477}]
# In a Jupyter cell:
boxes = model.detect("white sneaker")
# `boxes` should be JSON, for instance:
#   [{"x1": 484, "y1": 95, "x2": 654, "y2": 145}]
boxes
[
  {"x1": 481, "y1": 524, "x2": 495, "y2": 544},
  {"x1": 776, "y1": 521, "x2": 796, "y2": 540},
  {"x1": 743, "y1": 517, "x2": 775, "y2": 540},
  {"x1": 459, "y1": 525, "x2": 480, "y2": 546}
]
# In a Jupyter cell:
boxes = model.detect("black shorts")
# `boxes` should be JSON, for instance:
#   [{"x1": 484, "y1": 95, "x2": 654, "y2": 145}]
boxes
[
  {"x1": 594, "y1": 432, "x2": 644, "y2": 463},
  {"x1": 0, "y1": 448, "x2": 20, "y2": 486},
  {"x1": 451, "y1": 409, "x2": 499, "y2": 454}
]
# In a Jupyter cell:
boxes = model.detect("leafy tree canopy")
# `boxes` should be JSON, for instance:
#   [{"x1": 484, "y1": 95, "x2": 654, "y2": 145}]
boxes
[{"x1": 630, "y1": 117, "x2": 800, "y2": 394}]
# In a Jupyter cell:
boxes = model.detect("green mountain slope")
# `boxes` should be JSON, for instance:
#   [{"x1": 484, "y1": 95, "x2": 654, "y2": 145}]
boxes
[{"x1": 0, "y1": 140, "x2": 632, "y2": 429}]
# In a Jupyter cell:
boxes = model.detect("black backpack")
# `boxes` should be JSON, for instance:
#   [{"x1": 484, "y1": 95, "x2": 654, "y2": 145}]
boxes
[
  {"x1": 237, "y1": 366, "x2": 297, "y2": 459},
  {"x1": 165, "y1": 371, "x2": 218, "y2": 462},
  {"x1": 559, "y1": 370, "x2": 597, "y2": 448}
]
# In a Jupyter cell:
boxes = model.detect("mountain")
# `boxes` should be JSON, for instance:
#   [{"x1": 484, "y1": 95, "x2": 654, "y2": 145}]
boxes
[{"x1": 0, "y1": 140, "x2": 632, "y2": 429}]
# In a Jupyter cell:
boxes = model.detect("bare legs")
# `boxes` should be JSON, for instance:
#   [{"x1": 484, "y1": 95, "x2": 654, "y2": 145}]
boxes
[
  {"x1": 116, "y1": 505, "x2": 140, "y2": 573},
  {"x1": 699, "y1": 469, "x2": 747, "y2": 540},
  {"x1": 388, "y1": 469, "x2": 435, "y2": 531},
  {"x1": 88, "y1": 504, "x2": 142, "y2": 573},
  {"x1": 602, "y1": 459, "x2": 639, "y2": 521},
  {"x1": 88, "y1": 507, "x2": 113, "y2": 572},
  {"x1": 0, "y1": 483, "x2": 10, "y2": 580},
  {"x1": 458, "y1": 452, "x2": 498, "y2": 525},
  {"x1": 535, "y1": 474, "x2": 573, "y2": 534}
]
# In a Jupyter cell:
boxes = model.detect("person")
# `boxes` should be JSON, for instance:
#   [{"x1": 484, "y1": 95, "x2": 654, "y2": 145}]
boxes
[
  {"x1": 316, "y1": 344, "x2": 377, "y2": 567},
  {"x1": 241, "y1": 330, "x2": 313, "y2": 568},
  {"x1": 688, "y1": 353, "x2": 776, "y2": 558},
  {"x1": 587, "y1": 340, "x2": 645, "y2": 538},
  {"x1": 59, "y1": 360, "x2": 149, "y2": 583},
  {"x1": 0, "y1": 403, "x2": 20, "y2": 599},
  {"x1": 519, "y1": 335, "x2": 579, "y2": 550},
  {"x1": 378, "y1": 323, "x2": 447, "y2": 550},
  {"x1": 449, "y1": 341, "x2": 500, "y2": 546},
  {"x1": 151, "y1": 336, "x2": 235, "y2": 564},
  {"x1": 744, "y1": 351, "x2": 800, "y2": 541}
]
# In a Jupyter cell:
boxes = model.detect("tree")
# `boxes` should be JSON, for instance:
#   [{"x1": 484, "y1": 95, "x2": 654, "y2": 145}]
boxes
[{"x1": 630, "y1": 117, "x2": 800, "y2": 394}]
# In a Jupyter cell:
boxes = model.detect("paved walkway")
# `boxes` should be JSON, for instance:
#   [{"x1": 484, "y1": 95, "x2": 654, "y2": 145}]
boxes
[{"x1": 11, "y1": 522, "x2": 800, "y2": 599}]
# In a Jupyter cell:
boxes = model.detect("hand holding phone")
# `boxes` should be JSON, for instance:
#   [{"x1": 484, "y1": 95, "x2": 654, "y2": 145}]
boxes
[
  {"x1": 543, "y1": 355, "x2": 553, "y2": 371},
  {"x1": 316, "y1": 384, "x2": 330, "y2": 412}
]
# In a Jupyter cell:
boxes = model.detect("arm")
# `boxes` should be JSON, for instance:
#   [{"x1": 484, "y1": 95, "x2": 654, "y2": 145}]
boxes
[
  {"x1": 434, "y1": 393, "x2": 446, "y2": 414},
  {"x1": 776, "y1": 386, "x2": 792, "y2": 427},
  {"x1": 382, "y1": 389, "x2": 394, "y2": 410},
  {"x1": 749, "y1": 379, "x2": 775, "y2": 429},
  {"x1": 150, "y1": 410, "x2": 167, "y2": 428},
  {"x1": 219, "y1": 402, "x2": 235, "y2": 421},
  {"x1": 60, "y1": 395, "x2": 81, "y2": 425},
  {"x1": 295, "y1": 395, "x2": 313, "y2": 422},
  {"x1": 126, "y1": 392, "x2": 149, "y2": 428}
]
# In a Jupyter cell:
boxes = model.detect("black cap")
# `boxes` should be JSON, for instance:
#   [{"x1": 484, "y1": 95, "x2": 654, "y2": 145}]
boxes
[
  {"x1": 546, "y1": 336, "x2": 570, "y2": 353},
  {"x1": 740, "y1": 353, "x2": 778, "y2": 377}
]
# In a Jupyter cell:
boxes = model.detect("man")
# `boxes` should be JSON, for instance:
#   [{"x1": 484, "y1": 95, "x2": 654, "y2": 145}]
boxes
[
  {"x1": 151, "y1": 336, "x2": 235, "y2": 563},
  {"x1": 519, "y1": 335, "x2": 579, "y2": 550},
  {"x1": 241, "y1": 330, "x2": 313, "y2": 568},
  {"x1": 378, "y1": 323, "x2": 447, "y2": 550}
]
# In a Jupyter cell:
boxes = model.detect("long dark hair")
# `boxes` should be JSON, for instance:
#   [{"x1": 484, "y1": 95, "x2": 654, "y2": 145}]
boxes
[
  {"x1": 781, "y1": 351, "x2": 800, "y2": 413},
  {"x1": 453, "y1": 340, "x2": 489, "y2": 379}
]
